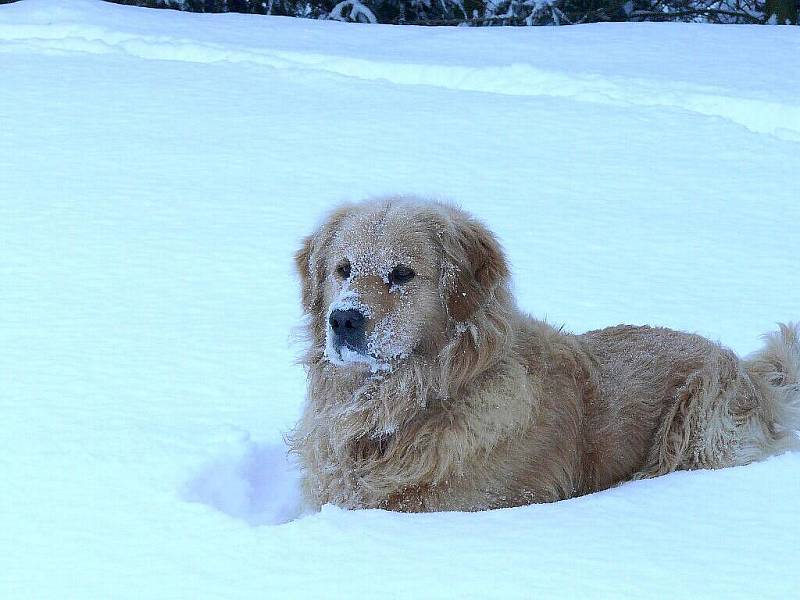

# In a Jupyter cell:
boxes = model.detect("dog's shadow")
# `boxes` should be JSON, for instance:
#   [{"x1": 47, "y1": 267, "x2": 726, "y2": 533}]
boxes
[{"x1": 182, "y1": 429, "x2": 306, "y2": 526}]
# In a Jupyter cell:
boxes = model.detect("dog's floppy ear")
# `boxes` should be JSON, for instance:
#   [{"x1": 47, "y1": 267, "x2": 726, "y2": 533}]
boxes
[
  {"x1": 442, "y1": 211, "x2": 509, "y2": 322},
  {"x1": 435, "y1": 205, "x2": 512, "y2": 395},
  {"x1": 295, "y1": 234, "x2": 318, "y2": 314},
  {"x1": 294, "y1": 204, "x2": 353, "y2": 317}
]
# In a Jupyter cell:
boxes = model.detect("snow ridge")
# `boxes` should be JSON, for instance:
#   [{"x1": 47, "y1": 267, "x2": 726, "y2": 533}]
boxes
[{"x1": 1, "y1": 19, "x2": 798, "y2": 141}]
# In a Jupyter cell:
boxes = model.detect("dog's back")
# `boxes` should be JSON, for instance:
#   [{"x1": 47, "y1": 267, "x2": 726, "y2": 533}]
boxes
[{"x1": 579, "y1": 323, "x2": 800, "y2": 485}]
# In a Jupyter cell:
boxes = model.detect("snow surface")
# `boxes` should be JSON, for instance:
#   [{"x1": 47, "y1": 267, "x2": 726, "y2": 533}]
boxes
[{"x1": 1, "y1": 1, "x2": 799, "y2": 598}]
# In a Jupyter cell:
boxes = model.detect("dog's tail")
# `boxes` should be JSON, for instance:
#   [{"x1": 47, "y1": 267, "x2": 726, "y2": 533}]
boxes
[{"x1": 746, "y1": 323, "x2": 800, "y2": 437}]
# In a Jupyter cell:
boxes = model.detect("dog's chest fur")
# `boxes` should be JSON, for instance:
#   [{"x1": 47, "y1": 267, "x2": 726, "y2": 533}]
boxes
[{"x1": 292, "y1": 320, "x2": 636, "y2": 511}]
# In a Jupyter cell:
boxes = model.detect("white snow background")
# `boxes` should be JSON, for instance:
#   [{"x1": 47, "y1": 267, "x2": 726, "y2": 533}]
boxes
[{"x1": 1, "y1": 0, "x2": 799, "y2": 597}]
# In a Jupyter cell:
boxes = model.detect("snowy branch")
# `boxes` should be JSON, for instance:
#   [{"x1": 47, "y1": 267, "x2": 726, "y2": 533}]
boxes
[{"x1": 329, "y1": 0, "x2": 378, "y2": 23}]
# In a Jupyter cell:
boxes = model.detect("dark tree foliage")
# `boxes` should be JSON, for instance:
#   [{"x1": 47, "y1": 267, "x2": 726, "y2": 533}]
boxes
[{"x1": 19, "y1": 0, "x2": 799, "y2": 25}]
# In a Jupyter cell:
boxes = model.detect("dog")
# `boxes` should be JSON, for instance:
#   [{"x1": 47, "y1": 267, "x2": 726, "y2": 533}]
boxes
[{"x1": 288, "y1": 197, "x2": 800, "y2": 512}]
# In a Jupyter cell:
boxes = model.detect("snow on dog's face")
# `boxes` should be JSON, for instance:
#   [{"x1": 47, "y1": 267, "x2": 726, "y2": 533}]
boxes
[
  {"x1": 300, "y1": 200, "x2": 446, "y2": 371},
  {"x1": 295, "y1": 197, "x2": 509, "y2": 377}
]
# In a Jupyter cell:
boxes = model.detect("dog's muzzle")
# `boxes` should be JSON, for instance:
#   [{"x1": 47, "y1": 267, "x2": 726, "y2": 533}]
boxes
[{"x1": 329, "y1": 309, "x2": 367, "y2": 353}]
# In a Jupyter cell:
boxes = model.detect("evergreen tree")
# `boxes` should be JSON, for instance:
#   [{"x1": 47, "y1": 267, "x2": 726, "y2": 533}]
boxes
[{"x1": 95, "y1": 0, "x2": 800, "y2": 25}]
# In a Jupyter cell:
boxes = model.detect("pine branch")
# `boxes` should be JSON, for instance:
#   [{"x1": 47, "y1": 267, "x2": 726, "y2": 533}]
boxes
[{"x1": 630, "y1": 8, "x2": 764, "y2": 22}]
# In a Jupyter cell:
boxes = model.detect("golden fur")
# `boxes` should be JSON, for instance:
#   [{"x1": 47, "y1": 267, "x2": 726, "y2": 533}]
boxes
[{"x1": 289, "y1": 197, "x2": 800, "y2": 512}]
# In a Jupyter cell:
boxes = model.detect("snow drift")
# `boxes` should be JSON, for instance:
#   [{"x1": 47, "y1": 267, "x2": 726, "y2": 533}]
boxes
[{"x1": 1, "y1": 1, "x2": 799, "y2": 598}]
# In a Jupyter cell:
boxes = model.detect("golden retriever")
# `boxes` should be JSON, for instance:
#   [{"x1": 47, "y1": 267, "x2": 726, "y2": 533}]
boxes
[{"x1": 289, "y1": 197, "x2": 800, "y2": 512}]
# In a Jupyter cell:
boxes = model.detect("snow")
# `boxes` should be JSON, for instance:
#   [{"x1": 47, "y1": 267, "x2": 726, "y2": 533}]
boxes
[
  {"x1": 324, "y1": 285, "x2": 394, "y2": 372},
  {"x1": 1, "y1": 0, "x2": 799, "y2": 597}
]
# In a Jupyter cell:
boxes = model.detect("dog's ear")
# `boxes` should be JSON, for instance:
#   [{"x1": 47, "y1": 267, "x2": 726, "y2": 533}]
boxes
[
  {"x1": 435, "y1": 206, "x2": 512, "y2": 395},
  {"x1": 295, "y1": 234, "x2": 318, "y2": 314},
  {"x1": 294, "y1": 204, "x2": 353, "y2": 317},
  {"x1": 443, "y1": 211, "x2": 509, "y2": 322}
]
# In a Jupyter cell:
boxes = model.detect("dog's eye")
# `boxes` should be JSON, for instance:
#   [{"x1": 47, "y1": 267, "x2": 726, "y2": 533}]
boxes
[
  {"x1": 336, "y1": 262, "x2": 351, "y2": 279},
  {"x1": 389, "y1": 265, "x2": 415, "y2": 286}
]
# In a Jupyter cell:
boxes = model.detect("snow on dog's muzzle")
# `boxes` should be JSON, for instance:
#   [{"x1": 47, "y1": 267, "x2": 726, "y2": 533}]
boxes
[
  {"x1": 329, "y1": 308, "x2": 367, "y2": 354},
  {"x1": 323, "y1": 284, "x2": 391, "y2": 373}
]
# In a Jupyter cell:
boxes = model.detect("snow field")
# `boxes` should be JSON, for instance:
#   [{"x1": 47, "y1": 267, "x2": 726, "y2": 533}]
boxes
[{"x1": 1, "y1": 1, "x2": 799, "y2": 598}]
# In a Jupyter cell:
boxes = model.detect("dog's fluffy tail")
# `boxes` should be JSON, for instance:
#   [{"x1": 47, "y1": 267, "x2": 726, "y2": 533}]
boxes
[{"x1": 746, "y1": 323, "x2": 800, "y2": 436}]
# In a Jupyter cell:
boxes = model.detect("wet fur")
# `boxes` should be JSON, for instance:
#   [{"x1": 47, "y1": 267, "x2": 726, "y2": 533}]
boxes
[{"x1": 289, "y1": 197, "x2": 800, "y2": 512}]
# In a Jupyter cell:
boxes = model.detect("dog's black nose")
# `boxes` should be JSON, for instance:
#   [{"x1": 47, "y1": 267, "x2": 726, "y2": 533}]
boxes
[{"x1": 329, "y1": 309, "x2": 367, "y2": 349}]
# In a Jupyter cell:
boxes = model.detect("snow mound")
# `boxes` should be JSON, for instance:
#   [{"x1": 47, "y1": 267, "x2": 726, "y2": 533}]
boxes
[{"x1": 183, "y1": 428, "x2": 304, "y2": 526}]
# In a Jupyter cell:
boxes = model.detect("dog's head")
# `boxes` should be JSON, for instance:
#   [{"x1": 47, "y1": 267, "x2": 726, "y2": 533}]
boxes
[{"x1": 295, "y1": 197, "x2": 510, "y2": 379}]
